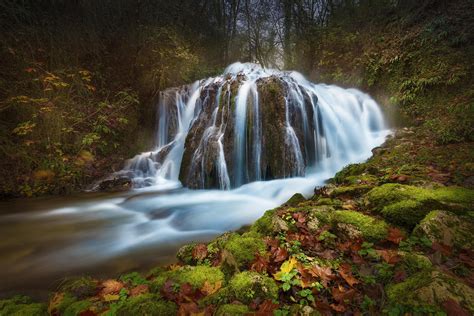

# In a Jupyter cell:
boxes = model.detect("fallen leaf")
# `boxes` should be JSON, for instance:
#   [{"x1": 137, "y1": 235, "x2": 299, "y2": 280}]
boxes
[
  {"x1": 308, "y1": 264, "x2": 335, "y2": 287},
  {"x1": 192, "y1": 244, "x2": 208, "y2": 260},
  {"x1": 339, "y1": 263, "x2": 359, "y2": 287},
  {"x1": 250, "y1": 253, "x2": 269, "y2": 273},
  {"x1": 376, "y1": 249, "x2": 400, "y2": 264},
  {"x1": 256, "y1": 300, "x2": 279, "y2": 315},
  {"x1": 100, "y1": 279, "x2": 124, "y2": 296},
  {"x1": 442, "y1": 298, "x2": 470, "y2": 316},
  {"x1": 130, "y1": 284, "x2": 149, "y2": 297},
  {"x1": 274, "y1": 257, "x2": 298, "y2": 281},
  {"x1": 274, "y1": 247, "x2": 288, "y2": 262},
  {"x1": 201, "y1": 281, "x2": 222, "y2": 296},
  {"x1": 330, "y1": 303, "x2": 346, "y2": 312},
  {"x1": 432, "y1": 242, "x2": 452, "y2": 256},
  {"x1": 331, "y1": 285, "x2": 356, "y2": 303},
  {"x1": 387, "y1": 227, "x2": 405, "y2": 244},
  {"x1": 178, "y1": 302, "x2": 200, "y2": 316}
]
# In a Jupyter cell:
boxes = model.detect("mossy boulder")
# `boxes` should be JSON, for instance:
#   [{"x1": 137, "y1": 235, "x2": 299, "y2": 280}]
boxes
[
  {"x1": 150, "y1": 265, "x2": 224, "y2": 293},
  {"x1": 176, "y1": 242, "x2": 197, "y2": 265},
  {"x1": 215, "y1": 303, "x2": 249, "y2": 316},
  {"x1": 0, "y1": 296, "x2": 47, "y2": 316},
  {"x1": 58, "y1": 277, "x2": 98, "y2": 299},
  {"x1": 329, "y1": 185, "x2": 374, "y2": 198},
  {"x1": 251, "y1": 207, "x2": 284, "y2": 235},
  {"x1": 63, "y1": 300, "x2": 92, "y2": 316},
  {"x1": 398, "y1": 252, "x2": 433, "y2": 275},
  {"x1": 413, "y1": 210, "x2": 474, "y2": 250},
  {"x1": 386, "y1": 270, "x2": 474, "y2": 314},
  {"x1": 223, "y1": 232, "x2": 266, "y2": 268},
  {"x1": 366, "y1": 184, "x2": 474, "y2": 229},
  {"x1": 115, "y1": 294, "x2": 177, "y2": 315},
  {"x1": 284, "y1": 193, "x2": 306, "y2": 206},
  {"x1": 332, "y1": 210, "x2": 389, "y2": 242},
  {"x1": 333, "y1": 163, "x2": 367, "y2": 184},
  {"x1": 228, "y1": 271, "x2": 278, "y2": 304}
]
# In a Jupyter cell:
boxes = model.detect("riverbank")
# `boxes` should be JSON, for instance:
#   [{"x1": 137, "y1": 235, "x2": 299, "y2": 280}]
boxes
[{"x1": 2, "y1": 127, "x2": 473, "y2": 315}]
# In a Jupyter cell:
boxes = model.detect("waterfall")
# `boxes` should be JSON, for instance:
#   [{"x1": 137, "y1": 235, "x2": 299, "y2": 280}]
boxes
[{"x1": 117, "y1": 62, "x2": 386, "y2": 190}]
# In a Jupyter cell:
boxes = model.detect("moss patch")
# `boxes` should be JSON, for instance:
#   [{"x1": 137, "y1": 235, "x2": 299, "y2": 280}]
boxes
[
  {"x1": 115, "y1": 294, "x2": 177, "y2": 316},
  {"x1": 223, "y1": 232, "x2": 266, "y2": 268},
  {"x1": 0, "y1": 296, "x2": 47, "y2": 316},
  {"x1": 332, "y1": 210, "x2": 389, "y2": 241},
  {"x1": 215, "y1": 303, "x2": 249, "y2": 316},
  {"x1": 228, "y1": 271, "x2": 278, "y2": 304}
]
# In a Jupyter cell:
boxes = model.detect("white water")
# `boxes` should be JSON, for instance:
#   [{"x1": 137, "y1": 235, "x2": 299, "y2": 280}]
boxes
[{"x1": 0, "y1": 63, "x2": 389, "y2": 293}]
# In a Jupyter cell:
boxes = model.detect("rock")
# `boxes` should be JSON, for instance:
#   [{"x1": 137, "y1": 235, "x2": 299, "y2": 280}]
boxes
[
  {"x1": 228, "y1": 271, "x2": 278, "y2": 304},
  {"x1": 386, "y1": 270, "x2": 474, "y2": 314},
  {"x1": 332, "y1": 210, "x2": 389, "y2": 242},
  {"x1": 413, "y1": 210, "x2": 474, "y2": 250},
  {"x1": 96, "y1": 176, "x2": 132, "y2": 192}
]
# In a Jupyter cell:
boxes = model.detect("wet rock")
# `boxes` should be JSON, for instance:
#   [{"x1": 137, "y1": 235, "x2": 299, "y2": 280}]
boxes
[{"x1": 96, "y1": 176, "x2": 132, "y2": 192}]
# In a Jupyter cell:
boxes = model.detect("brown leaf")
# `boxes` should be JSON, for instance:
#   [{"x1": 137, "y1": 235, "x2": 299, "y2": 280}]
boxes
[
  {"x1": 331, "y1": 285, "x2": 356, "y2": 303},
  {"x1": 274, "y1": 247, "x2": 289, "y2": 262},
  {"x1": 178, "y1": 302, "x2": 200, "y2": 316},
  {"x1": 251, "y1": 253, "x2": 269, "y2": 273},
  {"x1": 100, "y1": 279, "x2": 124, "y2": 296},
  {"x1": 201, "y1": 281, "x2": 222, "y2": 296},
  {"x1": 192, "y1": 244, "x2": 208, "y2": 260},
  {"x1": 376, "y1": 249, "x2": 401, "y2": 264},
  {"x1": 130, "y1": 284, "x2": 149, "y2": 297},
  {"x1": 387, "y1": 227, "x2": 405, "y2": 244},
  {"x1": 432, "y1": 242, "x2": 452, "y2": 256},
  {"x1": 308, "y1": 264, "x2": 335, "y2": 287},
  {"x1": 339, "y1": 263, "x2": 359, "y2": 287},
  {"x1": 256, "y1": 300, "x2": 279, "y2": 315},
  {"x1": 330, "y1": 303, "x2": 346, "y2": 313},
  {"x1": 292, "y1": 212, "x2": 306, "y2": 223},
  {"x1": 442, "y1": 299, "x2": 470, "y2": 316},
  {"x1": 393, "y1": 269, "x2": 407, "y2": 283}
]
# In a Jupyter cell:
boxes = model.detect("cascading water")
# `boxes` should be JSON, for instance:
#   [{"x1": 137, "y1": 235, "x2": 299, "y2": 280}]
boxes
[
  {"x1": 0, "y1": 63, "x2": 389, "y2": 294},
  {"x1": 119, "y1": 62, "x2": 386, "y2": 190}
]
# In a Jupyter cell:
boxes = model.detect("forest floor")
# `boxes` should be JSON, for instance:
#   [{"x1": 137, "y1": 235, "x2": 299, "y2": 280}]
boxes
[{"x1": 1, "y1": 127, "x2": 473, "y2": 315}]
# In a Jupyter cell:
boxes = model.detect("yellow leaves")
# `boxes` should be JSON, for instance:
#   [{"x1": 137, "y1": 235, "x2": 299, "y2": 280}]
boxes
[
  {"x1": 33, "y1": 170, "x2": 55, "y2": 182},
  {"x1": 273, "y1": 257, "x2": 297, "y2": 281},
  {"x1": 103, "y1": 294, "x2": 120, "y2": 301},
  {"x1": 99, "y1": 279, "x2": 124, "y2": 297},
  {"x1": 13, "y1": 121, "x2": 36, "y2": 136},
  {"x1": 200, "y1": 281, "x2": 222, "y2": 296}
]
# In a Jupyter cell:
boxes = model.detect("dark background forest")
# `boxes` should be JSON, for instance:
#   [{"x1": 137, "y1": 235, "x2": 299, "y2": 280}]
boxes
[{"x1": 1, "y1": 0, "x2": 473, "y2": 198}]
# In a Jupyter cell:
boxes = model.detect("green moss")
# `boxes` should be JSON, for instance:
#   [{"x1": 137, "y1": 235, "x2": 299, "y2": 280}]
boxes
[
  {"x1": 54, "y1": 293, "x2": 79, "y2": 315},
  {"x1": 224, "y1": 233, "x2": 266, "y2": 267},
  {"x1": 284, "y1": 193, "x2": 306, "y2": 206},
  {"x1": 151, "y1": 265, "x2": 224, "y2": 292},
  {"x1": 215, "y1": 303, "x2": 249, "y2": 316},
  {"x1": 63, "y1": 300, "x2": 92, "y2": 316},
  {"x1": 0, "y1": 296, "x2": 47, "y2": 316},
  {"x1": 333, "y1": 163, "x2": 367, "y2": 184},
  {"x1": 386, "y1": 270, "x2": 474, "y2": 313},
  {"x1": 329, "y1": 185, "x2": 373, "y2": 198},
  {"x1": 333, "y1": 210, "x2": 389, "y2": 241},
  {"x1": 433, "y1": 186, "x2": 474, "y2": 206},
  {"x1": 250, "y1": 208, "x2": 277, "y2": 235},
  {"x1": 381, "y1": 200, "x2": 431, "y2": 229},
  {"x1": 228, "y1": 271, "x2": 278, "y2": 304},
  {"x1": 313, "y1": 197, "x2": 343, "y2": 207},
  {"x1": 59, "y1": 277, "x2": 98, "y2": 298},
  {"x1": 399, "y1": 252, "x2": 432, "y2": 276},
  {"x1": 115, "y1": 294, "x2": 177, "y2": 316},
  {"x1": 176, "y1": 243, "x2": 197, "y2": 265},
  {"x1": 367, "y1": 184, "x2": 438, "y2": 211},
  {"x1": 344, "y1": 174, "x2": 378, "y2": 185}
]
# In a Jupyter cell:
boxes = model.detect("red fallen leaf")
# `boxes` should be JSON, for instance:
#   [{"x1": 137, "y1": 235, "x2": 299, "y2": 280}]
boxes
[
  {"x1": 162, "y1": 280, "x2": 178, "y2": 301},
  {"x1": 256, "y1": 300, "x2": 279, "y2": 315},
  {"x1": 99, "y1": 279, "x2": 124, "y2": 296},
  {"x1": 265, "y1": 237, "x2": 279, "y2": 249},
  {"x1": 292, "y1": 212, "x2": 306, "y2": 223},
  {"x1": 315, "y1": 299, "x2": 333, "y2": 315},
  {"x1": 337, "y1": 241, "x2": 353, "y2": 252},
  {"x1": 442, "y1": 298, "x2": 470, "y2": 316},
  {"x1": 331, "y1": 285, "x2": 356, "y2": 303},
  {"x1": 192, "y1": 244, "x2": 208, "y2": 260},
  {"x1": 316, "y1": 249, "x2": 337, "y2": 260},
  {"x1": 130, "y1": 284, "x2": 149, "y2": 297},
  {"x1": 297, "y1": 264, "x2": 315, "y2": 288},
  {"x1": 393, "y1": 269, "x2": 407, "y2": 283},
  {"x1": 251, "y1": 253, "x2": 269, "y2": 273},
  {"x1": 387, "y1": 227, "x2": 405, "y2": 244},
  {"x1": 179, "y1": 283, "x2": 194, "y2": 300},
  {"x1": 330, "y1": 303, "x2": 346, "y2": 313},
  {"x1": 308, "y1": 265, "x2": 335, "y2": 287},
  {"x1": 177, "y1": 302, "x2": 200, "y2": 316},
  {"x1": 376, "y1": 249, "x2": 401, "y2": 264},
  {"x1": 274, "y1": 247, "x2": 289, "y2": 262},
  {"x1": 432, "y1": 241, "x2": 452, "y2": 256},
  {"x1": 339, "y1": 263, "x2": 359, "y2": 287}
]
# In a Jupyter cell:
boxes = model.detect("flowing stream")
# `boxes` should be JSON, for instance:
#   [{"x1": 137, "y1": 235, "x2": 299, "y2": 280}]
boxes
[{"x1": 0, "y1": 63, "x2": 389, "y2": 298}]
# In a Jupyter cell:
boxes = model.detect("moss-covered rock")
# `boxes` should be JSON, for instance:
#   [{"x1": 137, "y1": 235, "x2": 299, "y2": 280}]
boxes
[
  {"x1": 413, "y1": 210, "x2": 474, "y2": 250},
  {"x1": 386, "y1": 270, "x2": 474, "y2": 313},
  {"x1": 150, "y1": 265, "x2": 224, "y2": 293},
  {"x1": 398, "y1": 252, "x2": 432, "y2": 275},
  {"x1": 332, "y1": 210, "x2": 389, "y2": 241},
  {"x1": 284, "y1": 193, "x2": 306, "y2": 206},
  {"x1": 333, "y1": 163, "x2": 367, "y2": 184},
  {"x1": 0, "y1": 296, "x2": 47, "y2": 316},
  {"x1": 176, "y1": 242, "x2": 197, "y2": 265},
  {"x1": 63, "y1": 300, "x2": 92, "y2": 316},
  {"x1": 223, "y1": 232, "x2": 266, "y2": 267},
  {"x1": 115, "y1": 294, "x2": 177, "y2": 315},
  {"x1": 215, "y1": 303, "x2": 249, "y2": 316},
  {"x1": 329, "y1": 185, "x2": 374, "y2": 198},
  {"x1": 58, "y1": 277, "x2": 98, "y2": 299},
  {"x1": 365, "y1": 183, "x2": 470, "y2": 228},
  {"x1": 228, "y1": 271, "x2": 278, "y2": 304}
]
